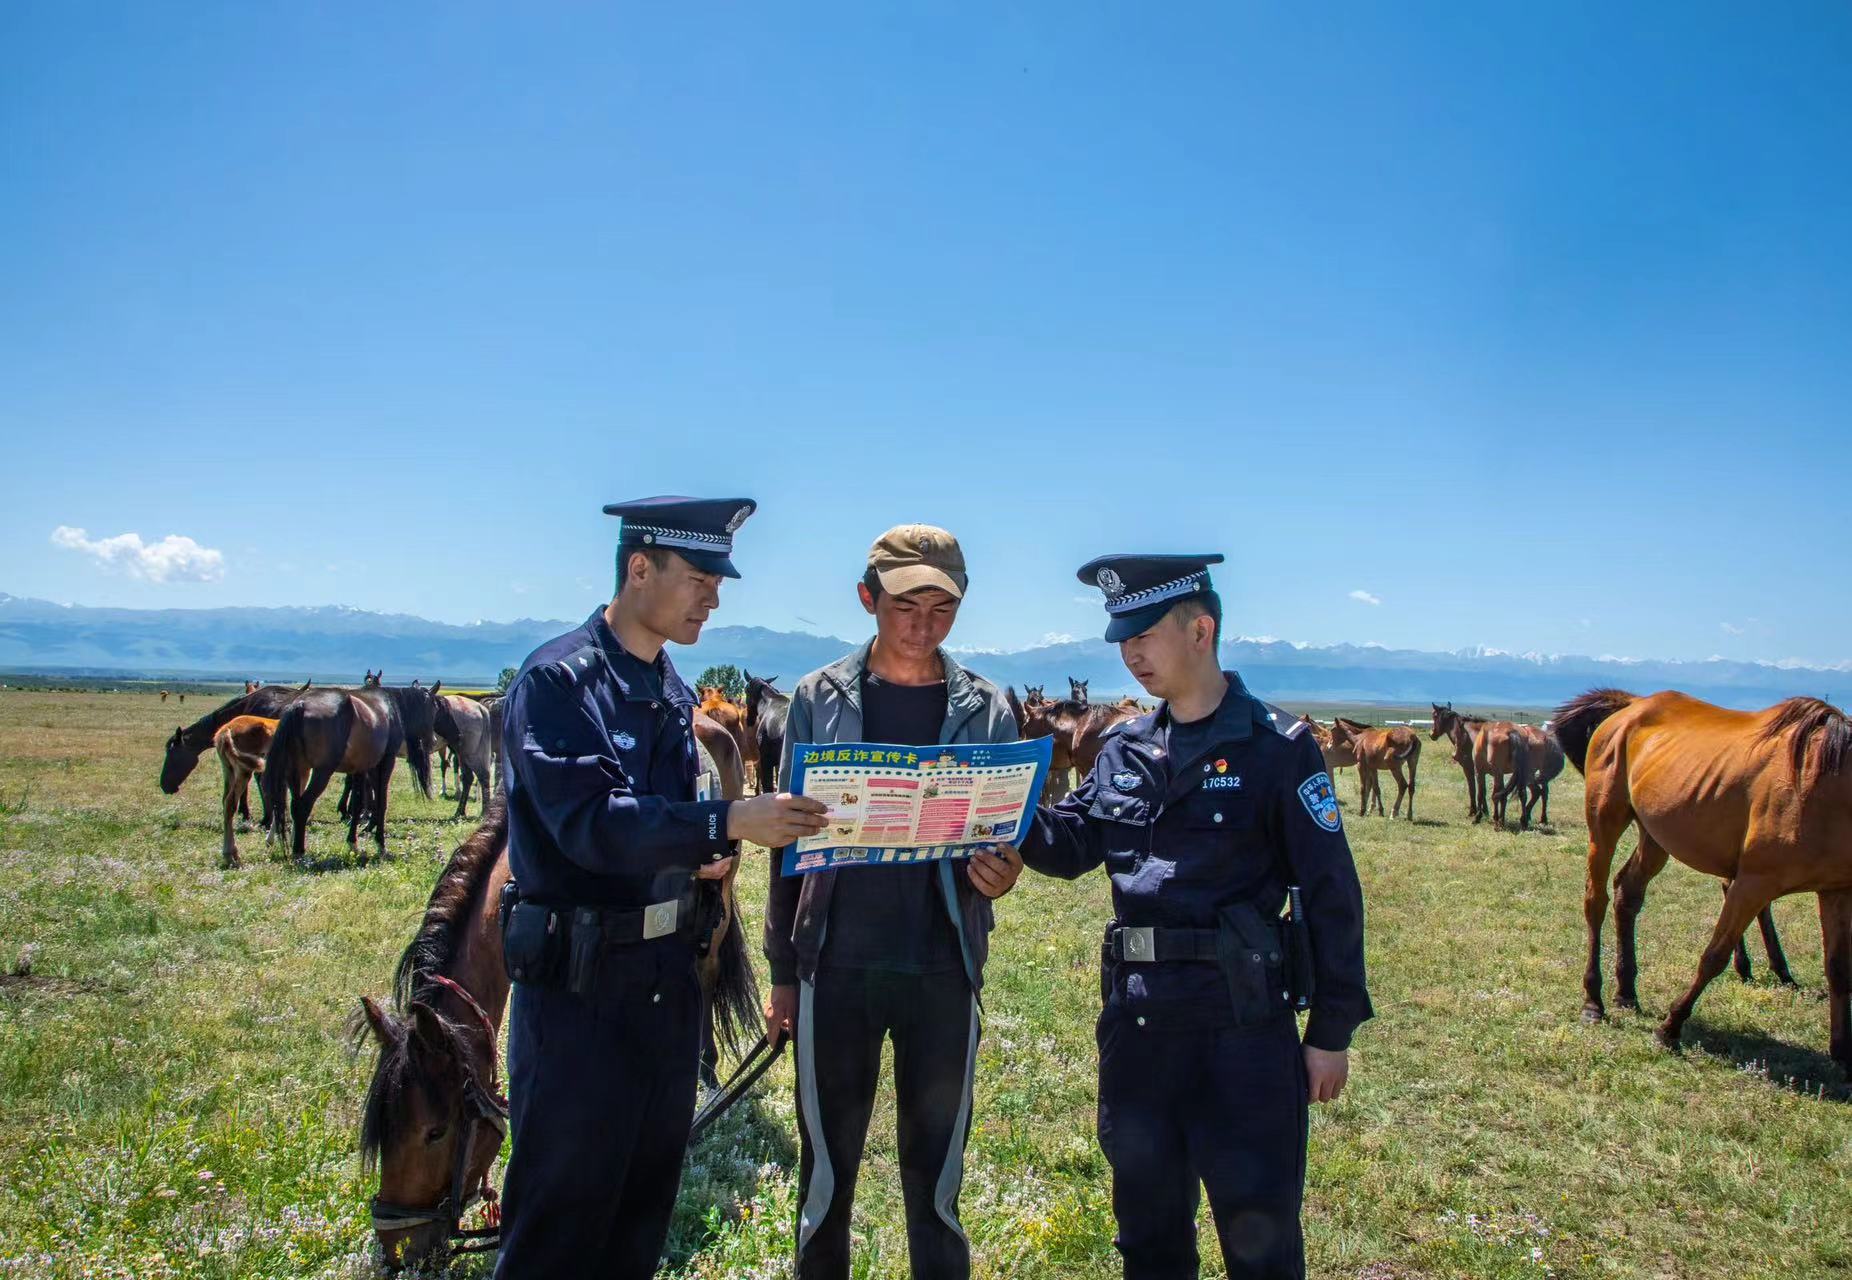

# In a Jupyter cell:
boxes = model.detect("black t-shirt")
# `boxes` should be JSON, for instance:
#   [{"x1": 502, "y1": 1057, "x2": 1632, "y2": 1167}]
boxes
[
  {"x1": 820, "y1": 671, "x2": 964, "y2": 974},
  {"x1": 1163, "y1": 682, "x2": 1233, "y2": 772}
]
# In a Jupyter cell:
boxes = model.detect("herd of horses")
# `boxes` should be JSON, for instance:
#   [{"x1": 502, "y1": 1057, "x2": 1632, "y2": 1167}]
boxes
[{"x1": 145, "y1": 672, "x2": 1852, "y2": 1268}]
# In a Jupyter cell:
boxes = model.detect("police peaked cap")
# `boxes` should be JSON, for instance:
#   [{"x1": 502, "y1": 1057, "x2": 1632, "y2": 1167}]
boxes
[
  {"x1": 605, "y1": 495, "x2": 757, "y2": 578},
  {"x1": 1078, "y1": 552, "x2": 1224, "y2": 642}
]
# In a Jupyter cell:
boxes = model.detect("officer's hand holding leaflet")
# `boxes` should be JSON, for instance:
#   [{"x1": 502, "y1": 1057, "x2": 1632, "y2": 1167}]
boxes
[
  {"x1": 728, "y1": 791, "x2": 830, "y2": 848},
  {"x1": 966, "y1": 842, "x2": 1024, "y2": 899}
]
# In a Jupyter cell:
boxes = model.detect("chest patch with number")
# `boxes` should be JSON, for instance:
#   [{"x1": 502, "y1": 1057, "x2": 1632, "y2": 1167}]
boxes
[{"x1": 1202, "y1": 774, "x2": 1242, "y2": 790}]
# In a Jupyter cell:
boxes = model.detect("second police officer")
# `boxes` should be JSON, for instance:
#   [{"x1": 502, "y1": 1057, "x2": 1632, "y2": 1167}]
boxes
[
  {"x1": 494, "y1": 497, "x2": 829, "y2": 1279},
  {"x1": 991, "y1": 553, "x2": 1373, "y2": 1280}
]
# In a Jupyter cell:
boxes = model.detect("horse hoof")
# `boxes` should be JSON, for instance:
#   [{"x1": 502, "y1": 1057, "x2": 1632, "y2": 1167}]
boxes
[
  {"x1": 1653, "y1": 1026, "x2": 1683, "y2": 1053},
  {"x1": 1581, "y1": 1005, "x2": 1606, "y2": 1024},
  {"x1": 1615, "y1": 997, "x2": 1641, "y2": 1014}
]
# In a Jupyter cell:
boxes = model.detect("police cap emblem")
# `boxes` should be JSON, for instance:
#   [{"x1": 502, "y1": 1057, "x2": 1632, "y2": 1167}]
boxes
[
  {"x1": 1097, "y1": 567, "x2": 1124, "y2": 597},
  {"x1": 725, "y1": 505, "x2": 752, "y2": 534}
]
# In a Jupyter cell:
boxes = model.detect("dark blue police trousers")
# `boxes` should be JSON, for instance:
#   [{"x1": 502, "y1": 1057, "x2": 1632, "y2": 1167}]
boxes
[
  {"x1": 494, "y1": 951, "x2": 702, "y2": 1279},
  {"x1": 1097, "y1": 1007, "x2": 1308, "y2": 1280}
]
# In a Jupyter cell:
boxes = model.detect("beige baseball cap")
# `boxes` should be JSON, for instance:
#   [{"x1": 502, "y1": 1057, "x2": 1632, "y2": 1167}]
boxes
[{"x1": 867, "y1": 524, "x2": 967, "y2": 599}]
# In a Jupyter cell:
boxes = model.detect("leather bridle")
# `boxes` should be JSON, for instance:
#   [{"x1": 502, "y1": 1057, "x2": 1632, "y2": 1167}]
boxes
[{"x1": 368, "y1": 974, "x2": 509, "y2": 1257}]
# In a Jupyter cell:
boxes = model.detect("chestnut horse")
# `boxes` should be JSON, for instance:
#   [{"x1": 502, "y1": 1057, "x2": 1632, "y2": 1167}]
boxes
[
  {"x1": 1302, "y1": 716, "x2": 1355, "y2": 778},
  {"x1": 699, "y1": 687, "x2": 756, "y2": 787},
  {"x1": 1328, "y1": 717, "x2": 1421, "y2": 820},
  {"x1": 1554, "y1": 689, "x2": 1850, "y2": 1066},
  {"x1": 213, "y1": 715, "x2": 279, "y2": 868},
  {"x1": 357, "y1": 715, "x2": 754, "y2": 1269},
  {"x1": 1430, "y1": 703, "x2": 1531, "y2": 829}
]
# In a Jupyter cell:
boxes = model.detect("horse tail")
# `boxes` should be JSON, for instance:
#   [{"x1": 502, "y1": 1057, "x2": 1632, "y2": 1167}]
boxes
[
  {"x1": 709, "y1": 904, "x2": 761, "y2": 1062},
  {"x1": 1552, "y1": 688, "x2": 1637, "y2": 774},
  {"x1": 262, "y1": 702, "x2": 307, "y2": 831},
  {"x1": 403, "y1": 721, "x2": 433, "y2": 799}
]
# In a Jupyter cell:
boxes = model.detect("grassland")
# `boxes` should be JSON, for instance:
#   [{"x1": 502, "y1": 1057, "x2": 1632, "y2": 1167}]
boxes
[{"x1": 3, "y1": 690, "x2": 1850, "y2": 1279}]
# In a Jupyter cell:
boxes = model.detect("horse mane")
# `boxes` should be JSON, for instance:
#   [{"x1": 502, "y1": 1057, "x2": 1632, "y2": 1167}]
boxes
[
  {"x1": 1333, "y1": 716, "x2": 1372, "y2": 732},
  {"x1": 358, "y1": 792, "x2": 508, "y2": 1168},
  {"x1": 1758, "y1": 697, "x2": 1852, "y2": 776},
  {"x1": 1550, "y1": 689, "x2": 1637, "y2": 774},
  {"x1": 391, "y1": 791, "x2": 508, "y2": 1008}
]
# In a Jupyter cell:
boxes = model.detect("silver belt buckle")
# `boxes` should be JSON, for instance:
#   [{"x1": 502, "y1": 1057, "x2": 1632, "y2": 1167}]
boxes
[
  {"x1": 642, "y1": 898, "x2": 679, "y2": 940},
  {"x1": 1119, "y1": 926, "x2": 1155, "y2": 962}
]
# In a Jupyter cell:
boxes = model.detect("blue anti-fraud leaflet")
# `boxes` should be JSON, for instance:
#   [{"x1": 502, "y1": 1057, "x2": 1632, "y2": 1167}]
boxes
[{"x1": 781, "y1": 737, "x2": 1055, "y2": 877}]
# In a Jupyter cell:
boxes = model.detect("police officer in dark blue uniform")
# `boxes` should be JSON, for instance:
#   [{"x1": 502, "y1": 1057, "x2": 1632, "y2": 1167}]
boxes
[
  {"x1": 494, "y1": 497, "x2": 829, "y2": 1279},
  {"x1": 997, "y1": 553, "x2": 1372, "y2": 1280}
]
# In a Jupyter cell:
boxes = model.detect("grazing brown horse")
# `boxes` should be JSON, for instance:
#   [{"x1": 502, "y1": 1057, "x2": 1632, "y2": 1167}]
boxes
[
  {"x1": 744, "y1": 673, "x2": 789, "y2": 795},
  {"x1": 1009, "y1": 688, "x2": 1077, "y2": 802},
  {"x1": 160, "y1": 682, "x2": 313, "y2": 828},
  {"x1": 262, "y1": 683, "x2": 434, "y2": 860},
  {"x1": 213, "y1": 715, "x2": 279, "y2": 868},
  {"x1": 1328, "y1": 718, "x2": 1421, "y2": 819},
  {"x1": 358, "y1": 727, "x2": 756, "y2": 1269},
  {"x1": 434, "y1": 692, "x2": 497, "y2": 820},
  {"x1": 1430, "y1": 703, "x2": 1531, "y2": 829},
  {"x1": 1554, "y1": 689, "x2": 1848, "y2": 1066}
]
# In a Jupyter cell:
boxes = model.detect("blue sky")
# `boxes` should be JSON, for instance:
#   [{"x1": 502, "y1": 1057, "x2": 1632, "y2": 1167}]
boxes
[{"x1": 3, "y1": 3, "x2": 1848, "y2": 664}]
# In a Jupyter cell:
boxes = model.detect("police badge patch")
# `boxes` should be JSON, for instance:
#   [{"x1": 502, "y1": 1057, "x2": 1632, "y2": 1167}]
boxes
[
  {"x1": 1297, "y1": 771, "x2": 1342, "y2": 832},
  {"x1": 612, "y1": 730, "x2": 637, "y2": 751},
  {"x1": 1110, "y1": 768, "x2": 1140, "y2": 792}
]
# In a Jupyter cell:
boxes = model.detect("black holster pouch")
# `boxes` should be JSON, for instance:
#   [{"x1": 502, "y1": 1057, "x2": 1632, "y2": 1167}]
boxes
[
  {"x1": 1213, "y1": 901, "x2": 1290, "y2": 1028},
  {"x1": 567, "y1": 907, "x2": 603, "y2": 997},
  {"x1": 1283, "y1": 885, "x2": 1316, "y2": 1012},
  {"x1": 501, "y1": 881, "x2": 563, "y2": 987},
  {"x1": 691, "y1": 878, "x2": 725, "y2": 959}
]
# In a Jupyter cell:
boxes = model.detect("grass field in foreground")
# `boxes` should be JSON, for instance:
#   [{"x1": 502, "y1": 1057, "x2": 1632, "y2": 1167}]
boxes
[{"x1": 3, "y1": 690, "x2": 1850, "y2": 1279}]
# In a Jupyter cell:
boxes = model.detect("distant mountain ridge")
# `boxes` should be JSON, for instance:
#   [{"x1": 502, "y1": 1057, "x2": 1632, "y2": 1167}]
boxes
[{"x1": 0, "y1": 592, "x2": 1843, "y2": 709}]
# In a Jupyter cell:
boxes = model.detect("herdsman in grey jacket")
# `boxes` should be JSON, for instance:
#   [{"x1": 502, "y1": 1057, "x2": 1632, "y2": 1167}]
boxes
[{"x1": 764, "y1": 524, "x2": 1026, "y2": 1280}]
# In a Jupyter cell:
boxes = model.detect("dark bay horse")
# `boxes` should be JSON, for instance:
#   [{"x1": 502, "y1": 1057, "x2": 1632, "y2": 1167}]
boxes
[
  {"x1": 358, "y1": 720, "x2": 756, "y2": 1269},
  {"x1": 159, "y1": 682, "x2": 311, "y2": 822},
  {"x1": 1068, "y1": 677, "x2": 1089, "y2": 705},
  {"x1": 263, "y1": 683, "x2": 434, "y2": 860},
  {"x1": 1328, "y1": 718, "x2": 1421, "y2": 819},
  {"x1": 1500, "y1": 722, "x2": 1567, "y2": 825},
  {"x1": 1555, "y1": 689, "x2": 1847, "y2": 1065},
  {"x1": 745, "y1": 672, "x2": 789, "y2": 794},
  {"x1": 1009, "y1": 690, "x2": 1139, "y2": 803}
]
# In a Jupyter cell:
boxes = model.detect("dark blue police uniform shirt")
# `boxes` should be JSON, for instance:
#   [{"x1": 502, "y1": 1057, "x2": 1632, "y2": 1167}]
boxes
[
  {"x1": 1019, "y1": 672, "x2": 1373, "y2": 1050},
  {"x1": 501, "y1": 607, "x2": 732, "y2": 909}
]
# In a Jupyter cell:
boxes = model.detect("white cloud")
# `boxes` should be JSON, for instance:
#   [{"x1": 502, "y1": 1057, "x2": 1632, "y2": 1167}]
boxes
[
  {"x1": 1720, "y1": 622, "x2": 1744, "y2": 636},
  {"x1": 50, "y1": 526, "x2": 225, "y2": 583},
  {"x1": 1039, "y1": 631, "x2": 1076, "y2": 646},
  {"x1": 1348, "y1": 589, "x2": 1382, "y2": 606}
]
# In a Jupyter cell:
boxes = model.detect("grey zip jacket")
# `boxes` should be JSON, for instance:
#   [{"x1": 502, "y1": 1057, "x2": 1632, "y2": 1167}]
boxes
[{"x1": 763, "y1": 641, "x2": 1021, "y2": 990}]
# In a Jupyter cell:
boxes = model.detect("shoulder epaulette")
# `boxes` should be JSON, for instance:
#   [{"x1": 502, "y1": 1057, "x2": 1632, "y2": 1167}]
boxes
[
  {"x1": 541, "y1": 644, "x2": 604, "y2": 689},
  {"x1": 1258, "y1": 700, "x2": 1308, "y2": 739}
]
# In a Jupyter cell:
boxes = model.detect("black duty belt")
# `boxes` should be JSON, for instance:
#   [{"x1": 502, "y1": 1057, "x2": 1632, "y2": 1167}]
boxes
[
  {"x1": 1106, "y1": 923, "x2": 1222, "y2": 963},
  {"x1": 564, "y1": 888, "x2": 700, "y2": 946}
]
